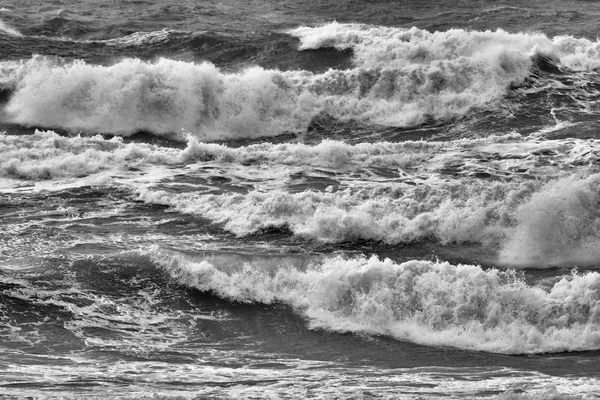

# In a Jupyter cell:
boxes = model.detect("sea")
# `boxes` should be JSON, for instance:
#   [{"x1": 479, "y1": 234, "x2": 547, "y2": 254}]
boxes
[{"x1": 2, "y1": 0, "x2": 600, "y2": 399}]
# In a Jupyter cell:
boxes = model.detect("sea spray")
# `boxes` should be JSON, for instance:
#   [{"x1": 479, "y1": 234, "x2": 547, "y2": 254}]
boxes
[
  {"x1": 138, "y1": 173, "x2": 600, "y2": 266},
  {"x1": 152, "y1": 248, "x2": 600, "y2": 354},
  {"x1": 4, "y1": 58, "x2": 308, "y2": 139},
  {"x1": 289, "y1": 22, "x2": 600, "y2": 72},
  {"x1": 2, "y1": 24, "x2": 550, "y2": 139},
  {"x1": 6, "y1": 130, "x2": 600, "y2": 271},
  {"x1": 499, "y1": 174, "x2": 600, "y2": 267}
]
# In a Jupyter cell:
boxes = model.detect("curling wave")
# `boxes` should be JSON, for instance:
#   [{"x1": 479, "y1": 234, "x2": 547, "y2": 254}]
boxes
[
  {"x1": 289, "y1": 22, "x2": 600, "y2": 71},
  {"x1": 3, "y1": 23, "x2": 580, "y2": 139},
  {"x1": 153, "y1": 248, "x2": 600, "y2": 354},
  {"x1": 5, "y1": 130, "x2": 600, "y2": 268},
  {"x1": 139, "y1": 174, "x2": 600, "y2": 269}
]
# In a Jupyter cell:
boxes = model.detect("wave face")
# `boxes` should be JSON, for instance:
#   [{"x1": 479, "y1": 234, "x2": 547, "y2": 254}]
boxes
[
  {"x1": 289, "y1": 22, "x2": 600, "y2": 71},
  {"x1": 4, "y1": 130, "x2": 600, "y2": 269},
  {"x1": 0, "y1": 18, "x2": 21, "y2": 37},
  {"x1": 3, "y1": 58, "x2": 311, "y2": 139},
  {"x1": 5, "y1": 24, "x2": 600, "y2": 140},
  {"x1": 8, "y1": 24, "x2": 600, "y2": 139},
  {"x1": 139, "y1": 174, "x2": 600, "y2": 269},
  {"x1": 154, "y1": 249, "x2": 600, "y2": 355},
  {"x1": 4, "y1": 5, "x2": 600, "y2": 399}
]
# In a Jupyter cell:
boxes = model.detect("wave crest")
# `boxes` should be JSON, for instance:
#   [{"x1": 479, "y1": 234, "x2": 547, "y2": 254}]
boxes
[
  {"x1": 2, "y1": 23, "x2": 547, "y2": 139},
  {"x1": 152, "y1": 249, "x2": 600, "y2": 354}
]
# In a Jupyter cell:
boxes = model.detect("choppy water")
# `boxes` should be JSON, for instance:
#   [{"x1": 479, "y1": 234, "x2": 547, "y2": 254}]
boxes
[{"x1": 2, "y1": 1, "x2": 600, "y2": 399}]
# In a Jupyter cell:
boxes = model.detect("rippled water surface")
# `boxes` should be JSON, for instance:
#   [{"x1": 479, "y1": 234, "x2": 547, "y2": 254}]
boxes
[{"x1": 2, "y1": 0, "x2": 600, "y2": 398}]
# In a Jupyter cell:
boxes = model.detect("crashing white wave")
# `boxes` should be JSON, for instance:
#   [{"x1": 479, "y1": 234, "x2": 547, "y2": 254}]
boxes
[
  {"x1": 4, "y1": 129, "x2": 594, "y2": 181},
  {"x1": 5, "y1": 130, "x2": 600, "y2": 268},
  {"x1": 0, "y1": 23, "x2": 550, "y2": 139},
  {"x1": 3, "y1": 58, "x2": 309, "y2": 139},
  {"x1": 4, "y1": 24, "x2": 600, "y2": 138},
  {"x1": 152, "y1": 248, "x2": 600, "y2": 354},
  {"x1": 138, "y1": 173, "x2": 600, "y2": 268},
  {"x1": 0, "y1": 130, "x2": 179, "y2": 181},
  {"x1": 289, "y1": 22, "x2": 600, "y2": 71},
  {"x1": 2, "y1": 54, "x2": 520, "y2": 139},
  {"x1": 289, "y1": 23, "x2": 547, "y2": 69},
  {"x1": 499, "y1": 174, "x2": 600, "y2": 267}
]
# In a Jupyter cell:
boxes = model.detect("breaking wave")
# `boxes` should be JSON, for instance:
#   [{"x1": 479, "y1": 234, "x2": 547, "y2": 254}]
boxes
[
  {"x1": 7, "y1": 23, "x2": 597, "y2": 139},
  {"x1": 153, "y1": 248, "x2": 600, "y2": 354},
  {"x1": 288, "y1": 22, "x2": 600, "y2": 71},
  {"x1": 5, "y1": 130, "x2": 600, "y2": 268},
  {"x1": 139, "y1": 174, "x2": 600, "y2": 268}
]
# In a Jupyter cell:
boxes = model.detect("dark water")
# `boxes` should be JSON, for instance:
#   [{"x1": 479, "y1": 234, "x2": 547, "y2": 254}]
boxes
[{"x1": 2, "y1": 0, "x2": 600, "y2": 398}]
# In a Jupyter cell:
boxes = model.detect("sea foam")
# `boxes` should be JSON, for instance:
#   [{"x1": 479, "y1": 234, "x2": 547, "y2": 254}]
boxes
[
  {"x1": 0, "y1": 130, "x2": 177, "y2": 181},
  {"x1": 6, "y1": 25, "x2": 600, "y2": 139},
  {"x1": 499, "y1": 174, "x2": 600, "y2": 267},
  {"x1": 153, "y1": 248, "x2": 600, "y2": 354},
  {"x1": 289, "y1": 22, "x2": 600, "y2": 71},
  {"x1": 138, "y1": 172, "x2": 600, "y2": 268},
  {"x1": 4, "y1": 58, "x2": 308, "y2": 140},
  {"x1": 1, "y1": 23, "x2": 553, "y2": 139},
  {"x1": 5, "y1": 131, "x2": 600, "y2": 269}
]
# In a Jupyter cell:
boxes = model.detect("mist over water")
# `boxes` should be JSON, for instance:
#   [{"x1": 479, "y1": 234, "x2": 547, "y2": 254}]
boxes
[{"x1": 2, "y1": 0, "x2": 600, "y2": 399}]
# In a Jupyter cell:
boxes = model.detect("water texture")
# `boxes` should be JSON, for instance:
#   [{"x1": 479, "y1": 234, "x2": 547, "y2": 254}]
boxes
[{"x1": 2, "y1": 1, "x2": 600, "y2": 398}]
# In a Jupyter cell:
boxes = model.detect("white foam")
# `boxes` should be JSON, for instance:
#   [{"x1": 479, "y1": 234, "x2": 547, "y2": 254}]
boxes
[
  {"x1": 6, "y1": 131, "x2": 600, "y2": 269},
  {"x1": 2, "y1": 23, "x2": 538, "y2": 139},
  {"x1": 0, "y1": 130, "x2": 184, "y2": 192},
  {"x1": 153, "y1": 248, "x2": 600, "y2": 354},
  {"x1": 136, "y1": 169, "x2": 600, "y2": 268},
  {"x1": 499, "y1": 174, "x2": 600, "y2": 267},
  {"x1": 5, "y1": 25, "x2": 600, "y2": 138},
  {"x1": 290, "y1": 23, "x2": 547, "y2": 69},
  {"x1": 1, "y1": 354, "x2": 594, "y2": 400},
  {"x1": 0, "y1": 55, "x2": 63, "y2": 90},
  {"x1": 0, "y1": 130, "x2": 124, "y2": 180},
  {"x1": 289, "y1": 22, "x2": 600, "y2": 72},
  {"x1": 553, "y1": 35, "x2": 600, "y2": 70},
  {"x1": 103, "y1": 29, "x2": 177, "y2": 46},
  {"x1": 4, "y1": 58, "x2": 313, "y2": 139},
  {"x1": 0, "y1": 129, "x2": 518, "y2": 184}
]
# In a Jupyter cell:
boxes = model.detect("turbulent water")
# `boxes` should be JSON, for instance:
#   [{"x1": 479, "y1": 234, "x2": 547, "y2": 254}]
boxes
[{"x1": 3, "y1": 1, "x2": 600, "y2": 399}]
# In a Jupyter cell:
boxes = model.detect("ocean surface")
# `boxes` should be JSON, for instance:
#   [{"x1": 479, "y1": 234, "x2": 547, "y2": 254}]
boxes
[{"x1": 2, "y1": 1, "x2": 600, "y2": 399}]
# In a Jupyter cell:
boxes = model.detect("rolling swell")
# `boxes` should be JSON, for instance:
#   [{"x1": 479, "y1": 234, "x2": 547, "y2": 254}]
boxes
[
  {"x1": 0, "y1": 251, "x2": 220, "y2": 356},
  {"x1": 0, "y1": 22, "x2": 353, "y2": 70},
  {"x1": 139, "y1": 173, "x2": 600, "y2": 269},
  {"x1": 5, "y1": 130, "x2": 600, "y2": 269},
  {"x1": 153, "y1": 247, "x2": 600, "y2": 355},
  {"x1": 5, "y1": 248, "x2": 596, "y2": 377},
  {"x1": 5, "y1": 24, "x2": 600, "y2": 141},
  {"x1": 4, "y1": 3, "x2": 600, "y2": 398},
  {"x1": 8, "y1": 24, "x2": 599, "y2": 140}
]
